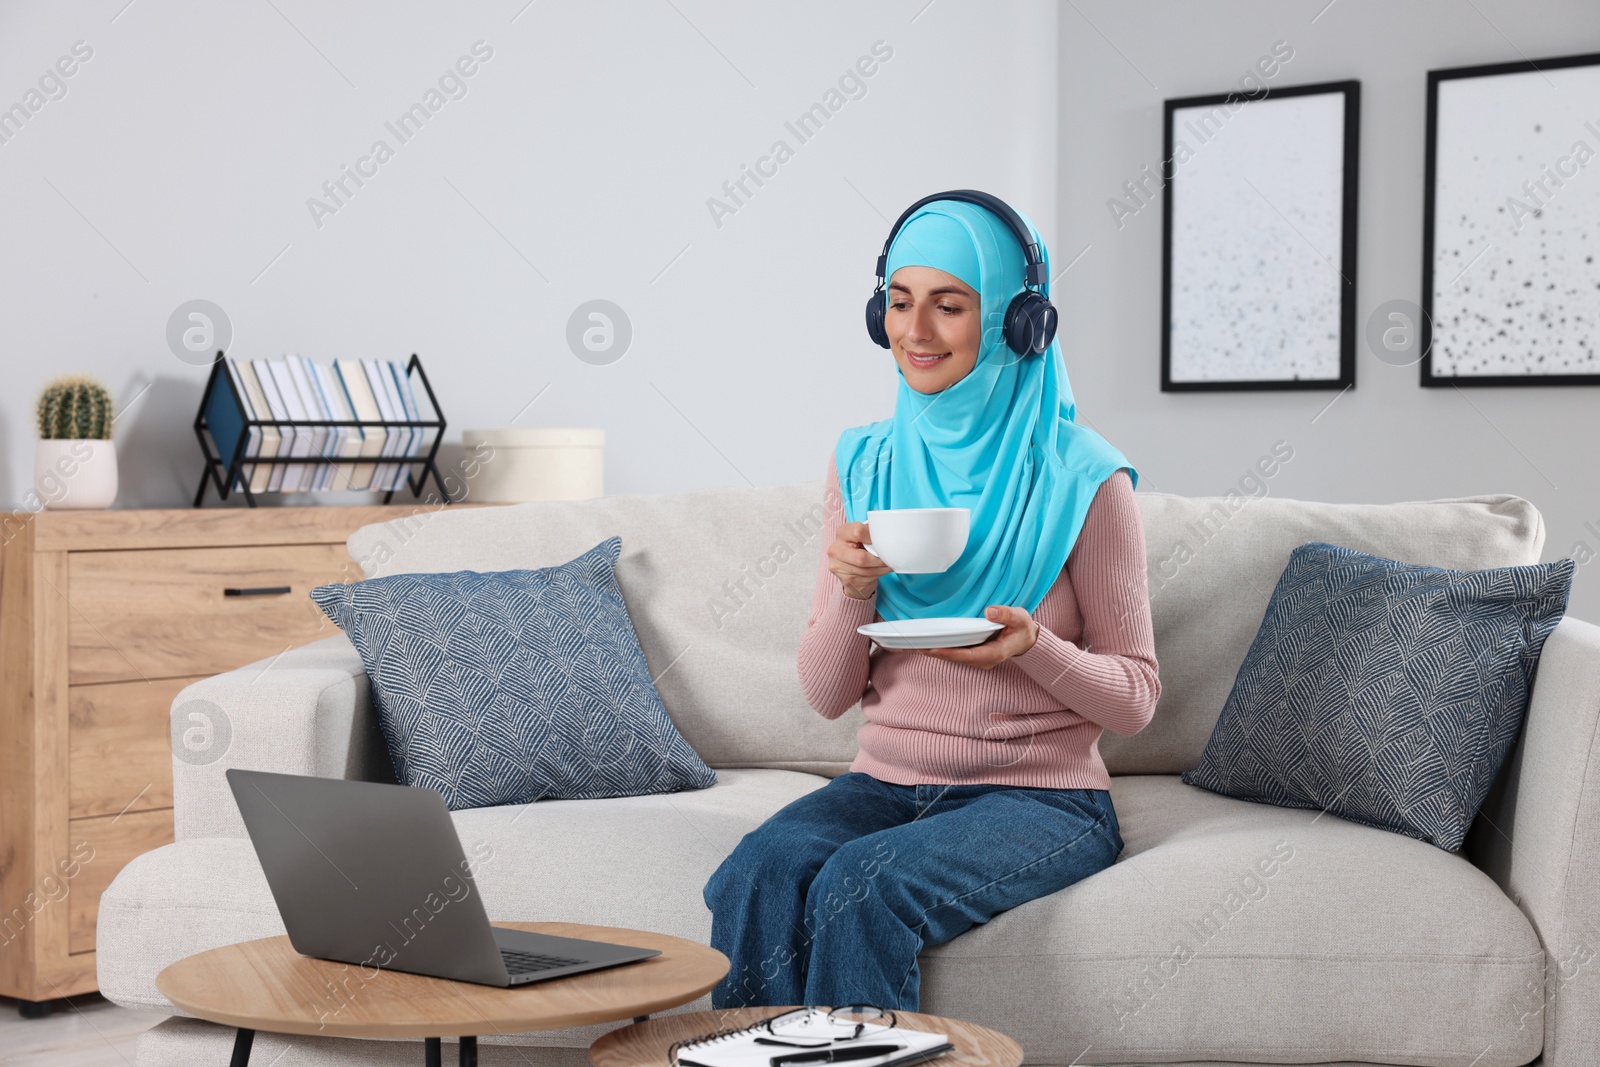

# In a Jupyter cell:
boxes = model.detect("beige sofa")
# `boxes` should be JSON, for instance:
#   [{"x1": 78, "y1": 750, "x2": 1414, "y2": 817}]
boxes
[{"x1": 96, "y1": 479, "x2": 1600, "y2": 1067}]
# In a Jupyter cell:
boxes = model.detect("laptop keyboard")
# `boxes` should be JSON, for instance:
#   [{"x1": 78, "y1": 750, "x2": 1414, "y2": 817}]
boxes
[{"x1": 502, "y1": 949, "x2": 587, "y2": 976}]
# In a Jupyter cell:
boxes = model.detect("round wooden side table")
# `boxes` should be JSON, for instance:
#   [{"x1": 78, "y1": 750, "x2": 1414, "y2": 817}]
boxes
[
  {"x1": 155, "y1": 921, "x2": 729, "y2": 1066},
  {"x1": 589, "y1": 1007, "x2": 1024, "y2": 1067}
]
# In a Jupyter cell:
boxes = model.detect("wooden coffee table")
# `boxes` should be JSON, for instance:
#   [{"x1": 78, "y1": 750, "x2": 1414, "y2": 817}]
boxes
[
  {"x1": 155, "y1": 921, "x2": 728, "y2": 1065},
  {"x1": 590, "y1": 1007, "x2": 1023, "y2": 1067}
]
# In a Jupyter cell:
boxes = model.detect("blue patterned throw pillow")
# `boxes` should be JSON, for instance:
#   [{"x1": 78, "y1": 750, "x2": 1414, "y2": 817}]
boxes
[
  {"x1": 310, "y1": 536, "x2": 716, "y2": 811},
  {"x1": 1181, "y1": 541, "x2": 1574, "y2": 851}
]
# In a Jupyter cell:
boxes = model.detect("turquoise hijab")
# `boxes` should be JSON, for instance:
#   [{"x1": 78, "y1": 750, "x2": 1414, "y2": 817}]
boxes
[{"x1": 836, "y1": 199, "x2": 1137, "y2": 622}]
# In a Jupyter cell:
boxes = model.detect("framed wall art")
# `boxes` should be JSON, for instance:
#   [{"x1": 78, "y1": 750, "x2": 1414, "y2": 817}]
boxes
[
  {"x1": 1161, "y1": 80, "x2": 1360, "y2": 392},
  {"x1": 1422, "y1": 50, "x2": 1600, "y2": 386}
]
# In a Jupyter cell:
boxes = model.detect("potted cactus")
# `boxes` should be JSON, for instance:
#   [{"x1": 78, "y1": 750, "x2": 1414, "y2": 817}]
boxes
[{"x1": 34, "y1": 374, "x2": 118, "y2": 509}]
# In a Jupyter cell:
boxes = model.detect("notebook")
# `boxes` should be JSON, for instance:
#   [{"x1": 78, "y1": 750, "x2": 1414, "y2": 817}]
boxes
[{"x1": 671, "y1": 1008, "x2": 952, "y2": 1067}]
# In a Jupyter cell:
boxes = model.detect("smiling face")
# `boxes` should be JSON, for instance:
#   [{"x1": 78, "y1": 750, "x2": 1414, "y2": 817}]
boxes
[{"x1": 884, "y1": 265, "x2": 982, "y2": 394}]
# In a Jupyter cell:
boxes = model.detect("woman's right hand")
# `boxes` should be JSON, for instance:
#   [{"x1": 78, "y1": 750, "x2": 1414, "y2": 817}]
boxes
[{"x1": 829, "y1": 521, "x2": 893, "y2": 600}]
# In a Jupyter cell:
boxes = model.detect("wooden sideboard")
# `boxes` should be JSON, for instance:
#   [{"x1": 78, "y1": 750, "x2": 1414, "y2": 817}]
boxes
[{"x1": 0, "y1": 504, "x2": 479, "y2": 1009}]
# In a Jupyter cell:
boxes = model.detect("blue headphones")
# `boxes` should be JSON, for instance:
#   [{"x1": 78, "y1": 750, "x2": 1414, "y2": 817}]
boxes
[{"x1": 864, "y1": 188, "x2": 1057, "y2": 356}]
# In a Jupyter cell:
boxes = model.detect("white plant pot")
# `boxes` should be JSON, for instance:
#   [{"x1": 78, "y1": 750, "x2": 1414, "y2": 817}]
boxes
[
  {"x1": 34, "y1": 439, "x2": 118, "y2": 510},
  {"x1": 460, "y1": 428, "x2": 603, "y2": 503}
]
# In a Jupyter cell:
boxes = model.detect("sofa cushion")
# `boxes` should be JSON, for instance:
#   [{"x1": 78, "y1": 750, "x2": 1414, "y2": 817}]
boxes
[
  {"x1": 345, "y1": 483, "x2": 864, "y2": 776},
  {"x1": 1103, "y1": 489, "x2": 1546, "y2": 775},
  {"x1": 97, "y1": 768, "x2": 830, "y2": 1017},
  {"x1": 926, "y1": 775, "x2": 1543, "y2": 1066},
  {"x1": 1181, "y1": 541, "x2": 1575, "y2": 851},
  {"x1": 310, "y1": 536, "x2": 716, "y2": 809},
  {"x1": 100, "y1": 771, "x2": 1542, "y2": 1066}
]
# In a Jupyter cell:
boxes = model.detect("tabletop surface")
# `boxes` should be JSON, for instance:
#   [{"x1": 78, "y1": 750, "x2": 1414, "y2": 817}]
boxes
[
  {"x1": 155, "y1": 922, "x2": 729, "y2": 1039},
  {"x1": 588, "y1": 1007, "x2": 1025, "y2": 1067}
]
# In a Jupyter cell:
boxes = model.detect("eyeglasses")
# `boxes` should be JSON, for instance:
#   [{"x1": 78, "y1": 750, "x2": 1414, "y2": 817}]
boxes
[
  {"x1": 763, "y1": 1004, "x2": 897, "y2": 1043},
  {"x1": 665, "y1": 1005, "x2": 897, "y2": 1065}
]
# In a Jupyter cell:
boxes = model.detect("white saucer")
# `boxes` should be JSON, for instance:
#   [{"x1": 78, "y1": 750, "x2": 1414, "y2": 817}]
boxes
[{"x1": 857, "y1": 617, "x2": 1005, "y2": 649}]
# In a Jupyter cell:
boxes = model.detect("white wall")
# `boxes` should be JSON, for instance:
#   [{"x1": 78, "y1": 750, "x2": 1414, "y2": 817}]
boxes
[
  {"x1": 11, "y1": 0, "x2": 1591, "y2": 622},
  {"x1": 1056, "y1": 0, "x2": 1600, "y2": 622},
  {"x1": 0, "y1": 0, "x2": 1057, "y2": 506}
]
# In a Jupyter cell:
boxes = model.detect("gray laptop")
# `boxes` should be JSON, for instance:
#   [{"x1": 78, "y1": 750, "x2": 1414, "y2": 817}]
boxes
[{"x1": 226, "y1": 768, "x2": 661, "y2": 987}]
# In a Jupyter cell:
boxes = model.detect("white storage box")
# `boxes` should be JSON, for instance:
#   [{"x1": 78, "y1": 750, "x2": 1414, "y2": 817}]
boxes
[{"x1": 460, "y1": 427, "x2": 604, "y2": 503}]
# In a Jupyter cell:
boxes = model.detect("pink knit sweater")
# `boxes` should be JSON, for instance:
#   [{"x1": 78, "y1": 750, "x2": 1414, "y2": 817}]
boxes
[{"x1": 798, "y1": 458, "x2": 1161, "y2": 790}]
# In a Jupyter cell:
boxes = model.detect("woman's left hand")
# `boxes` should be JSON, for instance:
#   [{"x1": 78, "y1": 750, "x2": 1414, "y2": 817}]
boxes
[{"x1": 919, "y1": 605, "x2": 1039, "y2": 669}]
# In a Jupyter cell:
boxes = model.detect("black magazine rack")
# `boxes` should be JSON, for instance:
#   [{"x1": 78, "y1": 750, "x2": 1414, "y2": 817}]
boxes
[{"x1": 192, "y1": 351, "x2": 451, "y2": 507}]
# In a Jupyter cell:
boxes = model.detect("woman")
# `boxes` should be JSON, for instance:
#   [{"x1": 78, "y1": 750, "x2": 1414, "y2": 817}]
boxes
[{"x1": 702, "y1": 193, "x2": 1160, "y2": 1013}]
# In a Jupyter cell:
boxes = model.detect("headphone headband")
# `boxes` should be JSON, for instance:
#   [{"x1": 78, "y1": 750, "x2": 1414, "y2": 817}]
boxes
[
  {"x1": 871, "y1": 188, "x2": 1049, "y2": 296},
  {"x1": 864, "y1": 188, "x2": 1057, "y2": 356}
]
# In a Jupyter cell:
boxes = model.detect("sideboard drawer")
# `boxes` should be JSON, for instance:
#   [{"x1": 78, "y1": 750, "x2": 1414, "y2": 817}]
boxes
[
  {"x1": 69, "y1": 677, "x2": 201, "y2": 819},
  {"x1": 67, "y1": 809, "x2": 175, "y2": 955},
  {"x1": 68, "y1": 544, "x2": 355, "y2": 684}
]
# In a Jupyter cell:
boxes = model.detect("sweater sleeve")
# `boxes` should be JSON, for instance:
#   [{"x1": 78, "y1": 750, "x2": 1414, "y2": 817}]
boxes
[
  {"x1": 796, "y1": 455, "x2": 879, "y2": 720},
  {"x1": 1012, "y1": 467, "x2": 1162, "y2": 736}
]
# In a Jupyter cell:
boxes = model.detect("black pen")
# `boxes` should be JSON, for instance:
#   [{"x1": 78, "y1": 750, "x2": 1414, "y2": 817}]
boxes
[{"x1": 771, "y1": 1044, "x2": 905, "y2": 1065}]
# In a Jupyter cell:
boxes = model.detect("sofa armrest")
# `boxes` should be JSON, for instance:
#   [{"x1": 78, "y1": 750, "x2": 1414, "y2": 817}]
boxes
[
  {"x1": 171, "y1": 633, "x2": 393, "y2": 841},
  {"x1": 1470, "y1": 615, "x2": 1600, "y2": 1067}
]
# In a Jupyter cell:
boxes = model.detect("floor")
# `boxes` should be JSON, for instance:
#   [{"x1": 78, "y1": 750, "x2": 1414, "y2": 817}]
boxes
[{"x1": 0, "y1": 994, "x2": 168, "y2": 1066}]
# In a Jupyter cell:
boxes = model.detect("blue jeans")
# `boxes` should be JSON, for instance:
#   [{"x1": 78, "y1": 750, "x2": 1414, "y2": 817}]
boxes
[{"x1": 701, "y1": 772, "x2": 1123, "y2": 1011}]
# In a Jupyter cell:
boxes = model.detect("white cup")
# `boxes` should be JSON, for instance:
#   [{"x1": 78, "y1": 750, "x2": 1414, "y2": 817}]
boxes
[{"x1": 863, "y1": 508, "x2": 970, "y2": 573}]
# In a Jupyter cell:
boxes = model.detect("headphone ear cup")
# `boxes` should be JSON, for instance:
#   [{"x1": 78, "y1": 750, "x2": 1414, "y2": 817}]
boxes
[
  {"x1": 864, "y1": 289, "x2": 891, "y2": 349},
  {"x1": 1005, "y1": 291, "x2": 1058, "y2": 355},
  {"x1": 1034, "y1": 302, "x2": 1059, "y2": 352}
]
